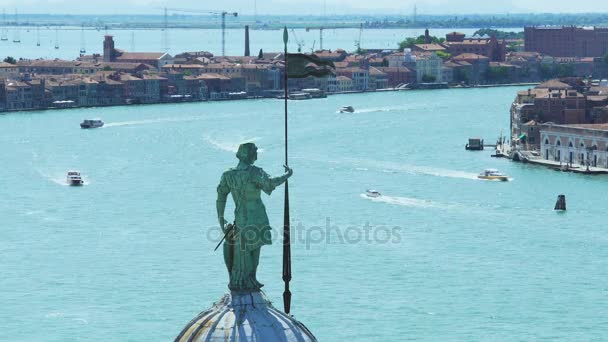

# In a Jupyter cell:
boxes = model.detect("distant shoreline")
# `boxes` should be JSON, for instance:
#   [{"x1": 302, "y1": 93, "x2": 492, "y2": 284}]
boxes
[{"x1": 0, "y1": 83, "x2": 536, "y2": 115}]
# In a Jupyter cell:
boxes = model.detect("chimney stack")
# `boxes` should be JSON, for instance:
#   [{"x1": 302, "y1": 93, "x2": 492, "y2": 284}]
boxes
[{"x1": 244, "y1": 25, "x2": 250, "y2": 57}]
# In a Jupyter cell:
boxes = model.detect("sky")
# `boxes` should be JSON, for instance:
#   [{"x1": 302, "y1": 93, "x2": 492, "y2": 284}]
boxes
[{"x1": 2, "y1": 0, "x2": 608, "y2": 15}]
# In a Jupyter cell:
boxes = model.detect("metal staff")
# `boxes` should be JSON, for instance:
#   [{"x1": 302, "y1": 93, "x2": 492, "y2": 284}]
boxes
[{"x1": 282, "y1": 26, "x2": 292, "y2": 315}]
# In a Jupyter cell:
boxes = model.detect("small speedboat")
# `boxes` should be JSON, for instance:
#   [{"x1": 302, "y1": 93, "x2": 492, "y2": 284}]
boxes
[
  {"x1": 366, "y1": 189, "x2": 381, "y2": 198},
  {"x1": 67, "y1": 171, "x2": 84, "y2": 186},
  {"x1": 80, "y1": 119, "x2": 104, "y2": 129},
  {"x1": 478, "y1": 169, "x2": 509, "y2": 181},
  {"x1": 340, "y1": 106, "x2": 354, "y2": 113}
]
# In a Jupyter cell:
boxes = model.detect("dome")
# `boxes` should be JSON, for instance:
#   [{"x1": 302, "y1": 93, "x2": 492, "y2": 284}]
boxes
[{"x1": 175, "y1": 291, "x2": 317, "y2": 342}]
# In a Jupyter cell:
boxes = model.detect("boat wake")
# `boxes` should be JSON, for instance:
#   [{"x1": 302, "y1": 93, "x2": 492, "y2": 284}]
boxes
[
  {"x1": 203, "y1": 135, "x2": 264, "y2": 153},
  {"x1": 360, "y1": 193, "x2": 448, "y2": 209},
  {"x1": 103, "y1": 116, "x2": 202, "y2": 128},
  {"x1": 338, "y1": 106, "x2": 403, "y2": 114},
  {"x1": 37, "y1": 170, "x2": 90, "y2": 186},
  {"x1": 346, "y1": 158, "x2": 479, "y2": 180}
]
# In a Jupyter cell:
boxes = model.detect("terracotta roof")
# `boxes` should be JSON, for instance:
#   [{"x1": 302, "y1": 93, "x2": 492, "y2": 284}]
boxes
[
  {"x1": 0, "y1": 62, "x2": 16, "y2": 68},
  {"x1": 162, "y1": 64, "x2": 204, "y2": 69},
  {"x1": 116, "y1": 52, "x2": 168, "y2": 60},
  {"x1": 368, "y1": 67, "x2": 387, "y2": 76},
  {"x1": 452, "y1": 53, "x2": 490, "y2": 60},
  {"x1": 448, "y1": 38, "x2": 491, "y2": 45},
  {"x1": 197, "y1": 73, "x2": 231, "y2": 80},
  {"x1": 563, "y1": 123, "x2": 608, "y2": 131},
  {"x1": 376, "y1": 66, "x2": 412, "y2": 73},
  {"x1": 414, "y1": 44, "x2": 446, "y2": 51},
  {"x1": 536, "y1": 79, "x2": 572, "y2": 89}
]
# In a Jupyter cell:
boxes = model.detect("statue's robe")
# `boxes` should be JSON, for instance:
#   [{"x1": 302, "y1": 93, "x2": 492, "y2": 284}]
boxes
[{"x1": 217, "y1": 162, "x2": 287, "y2": 291}]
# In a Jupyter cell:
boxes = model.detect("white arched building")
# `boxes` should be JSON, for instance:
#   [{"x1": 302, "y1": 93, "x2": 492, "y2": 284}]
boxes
[{"x1": 540, "y1": 123, "x2": 608, "y2": 168}]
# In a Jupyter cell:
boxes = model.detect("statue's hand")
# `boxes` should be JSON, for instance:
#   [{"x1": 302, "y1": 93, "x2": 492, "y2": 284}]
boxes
[
  {"x1": 219, "y1": 217, "x2": 227, "y2": 232},
  {"x1": 284, "y1": 165, "x2": 293, "y2": 178}
]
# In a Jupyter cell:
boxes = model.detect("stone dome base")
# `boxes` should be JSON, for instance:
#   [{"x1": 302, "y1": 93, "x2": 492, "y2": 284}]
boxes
[{"x1": 175, "y1": 291, "x2": 317, "y2": 342}]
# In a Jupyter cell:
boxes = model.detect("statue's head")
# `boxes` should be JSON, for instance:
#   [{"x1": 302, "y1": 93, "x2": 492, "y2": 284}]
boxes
[{"x1": 236, "y1": 143, "x2": 258, "y2": 165}]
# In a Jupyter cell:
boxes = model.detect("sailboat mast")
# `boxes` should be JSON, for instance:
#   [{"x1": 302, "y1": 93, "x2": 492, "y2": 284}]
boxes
[
  {"x1": 12, "y1": 9, "x2": 20, "y2": 43},
  {"x1": 80, "y1": 24, "x2": 86, "y2": 54},
  {"x1": 54, "y1": 27, "x2": 59, "y2": 49},
  {"x1": 1, "y1": 9, "x2": 8, "y2": 41}
]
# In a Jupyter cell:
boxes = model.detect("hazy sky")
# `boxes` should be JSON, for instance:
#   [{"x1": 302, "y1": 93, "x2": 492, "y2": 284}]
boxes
[{"x1": 2, "y1": 0, "x2": 608, "y2": 15}]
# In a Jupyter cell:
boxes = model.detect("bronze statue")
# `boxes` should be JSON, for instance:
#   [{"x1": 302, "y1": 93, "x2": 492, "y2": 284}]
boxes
[{"x1": 216, "y1": 143, "x2": 292, "y2": 291}]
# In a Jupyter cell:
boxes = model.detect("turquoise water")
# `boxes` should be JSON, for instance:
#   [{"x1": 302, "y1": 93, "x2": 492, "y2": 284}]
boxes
[
  {"x1": 2, "y1": 87, "x2": 608, "y2": 341},
  {"x1": 0, "y1": 27, "x2": 521, "y2": 60}
]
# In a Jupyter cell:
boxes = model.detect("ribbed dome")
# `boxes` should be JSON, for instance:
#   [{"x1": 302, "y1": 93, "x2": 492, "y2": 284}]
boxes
[{"x1": 175, "y1": 291, "x2": 317, "y2": 342}]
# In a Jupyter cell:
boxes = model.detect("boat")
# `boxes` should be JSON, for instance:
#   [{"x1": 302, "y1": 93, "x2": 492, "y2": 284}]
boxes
[
  {"x1": 477, "y1": 169, "x2": 509, "y2": 181},
  {"x1": 288, "y1": 92, "x2": 312, "y2": 100},
  {"x1": 340, "y1": 106, "x2": 355, "y2": 113},
  {"x1": 80, "y1": 119, "x2": 104, "y2": 129},
  {"x1": 366, "y1": 189, "x2": 381, "y2": 198},
  {"x1": 465, "y1": 138, "x2": 484, "y2": 150},
  {"x1": 66, "y1": 171, "x2": 84, "y2": 186}
]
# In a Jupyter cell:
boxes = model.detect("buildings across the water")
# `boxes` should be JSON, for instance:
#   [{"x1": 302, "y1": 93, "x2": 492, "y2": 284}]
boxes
[{"x1": 525, "y1": 26, "x2": 608, "y2": 57}]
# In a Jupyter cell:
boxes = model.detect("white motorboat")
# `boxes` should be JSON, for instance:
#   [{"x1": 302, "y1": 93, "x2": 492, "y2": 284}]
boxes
[
  {"x1": 339, "y1": 106, "x2": 355, "y2": 113},
  {"x1": 67, "y1": 171, "x2": 84, "y2": 186},
  {"x1": 366, "y1": 189, "x2": 381, "y2": 198},
  {"x1": 80, "y1": 119, "x2": 104, "y2": 129}
]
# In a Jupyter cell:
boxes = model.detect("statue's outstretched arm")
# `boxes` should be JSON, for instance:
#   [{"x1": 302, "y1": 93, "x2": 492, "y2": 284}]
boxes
[
  {"x1": 258, "y1": 167, "x2": 293, "y2": 195},
  {"x1": 216, "y1": 174, "x2": 230, "y2": 231}
]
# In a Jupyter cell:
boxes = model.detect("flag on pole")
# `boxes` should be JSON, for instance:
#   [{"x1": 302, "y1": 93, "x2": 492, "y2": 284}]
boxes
[{"x1": 286, "y1": 53, "x2": 335, "y2": 79}]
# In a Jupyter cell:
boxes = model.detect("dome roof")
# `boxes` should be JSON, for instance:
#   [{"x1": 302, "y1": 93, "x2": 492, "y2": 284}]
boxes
[{"x1": 175, "y1": 291, "x2": 316, "y2": 342}]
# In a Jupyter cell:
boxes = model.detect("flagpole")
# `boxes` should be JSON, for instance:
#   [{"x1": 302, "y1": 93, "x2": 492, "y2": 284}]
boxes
[{"x1": 282, "y1": 26, "x2": 292, "y2": 315}]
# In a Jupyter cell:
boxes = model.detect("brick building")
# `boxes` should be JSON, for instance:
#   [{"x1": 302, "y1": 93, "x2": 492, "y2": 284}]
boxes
[
  {"x1": 444, "y1": 35, "x2": 506, "y2": 62},
  {"x1": 524, "y1": 26, "x2": 608, "y2": 57}
]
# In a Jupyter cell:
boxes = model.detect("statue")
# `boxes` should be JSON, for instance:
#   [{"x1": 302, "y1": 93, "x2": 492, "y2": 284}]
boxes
[{"x1": 216, "y1": 142, "x2": 293, "y2": 291}]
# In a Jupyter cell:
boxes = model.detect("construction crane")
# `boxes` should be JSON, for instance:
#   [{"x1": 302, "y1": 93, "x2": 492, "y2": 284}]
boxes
[
  {"x1": 355, "y1": 23, "x2": 363, "y2": 54},
  {"x1": 306, "y1": 27, "x2": 323, "y2": 51},
  {"x1": 164, "y1": 7, "x2": 238, "y2": 56},
  {"x1": 290, "y1": 29, "x2": 304, "y2": 52}
]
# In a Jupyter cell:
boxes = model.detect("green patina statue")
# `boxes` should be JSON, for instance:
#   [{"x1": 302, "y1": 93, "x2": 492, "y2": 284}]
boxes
[{"x1": 216, "y1": 143, "x2": 293, "y2": 291}]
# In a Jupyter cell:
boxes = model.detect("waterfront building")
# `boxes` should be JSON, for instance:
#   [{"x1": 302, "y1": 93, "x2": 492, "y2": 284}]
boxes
[
  {"x1": 368, "y1": 67, "x2": 388, "y2": 90},
  {"x1": 444, "y1": 60, "x2": 472, "y2": 84},
  {"x1": 336, "y1": 67, "x2": 369, "y2": 91},
  {"x1": 415, "y1": 52, "x2": 444, "y2": 83},
  {"x1": 111, "y1": 73, "x2": 162, "y2": 104},
  {"x1": 197, "y1": 73, "x2": 233, "y2": 100},
  {"x1": 540, "y1": 123, "x2": 608, "y2": 167},
  {"x1": 376, "y1": 66, "x2": 415, "y2": 87},
  {"x1": 444, "y1": 33, "x2": 506, "y2": 62},
  {"x1": 17, "y1": 59, "x2": 99, "y2": 75},
  {"x1": 525, "y1": 26, "x2": 608, "y2": 57},
  {"x1": 4, "y1": 80, "x2": 34, "y2": 110},
  {"x1": 450, "y1": 53, "x2": 490, "y2": 84},
  {"x1": 102, "y1": 35, "x2": 173, "y2": 69},
  {"x1": 45, "y1": 78, "x2": 79, "y2": 108},
  {"x1": 335, "y1": 75, "x2": 354, "y2": 92},
  {"x1": 0, "y1": 62, "x2": 19, "y2": 78},
  {"x1": 93, "y1": 74, "x2": 124, "y2": 106}
]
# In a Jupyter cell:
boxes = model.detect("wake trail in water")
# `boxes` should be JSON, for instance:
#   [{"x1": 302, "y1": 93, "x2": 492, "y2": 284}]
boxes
[
  {"x1": 103, "y1": 116, "x2": 203, "y2": 128},
  {"x1": 37, "y1": 170, "x2": 91, "y2": 186},
  {"x1": 345, "y1": 158, "x2": 479, "y2": 180},
  {"x1": 337, "y1": 106, "x2": 404, "y2": 114},
  {"x1": 203, "y1": 135, "x2": 264, "y2": 153},
  {"x1": 360, "y1": 193, "x2": 449, "y2": 209}
]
